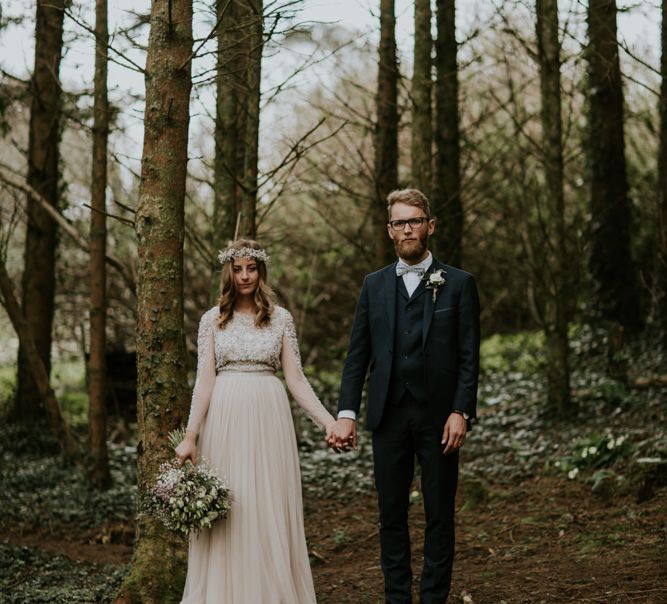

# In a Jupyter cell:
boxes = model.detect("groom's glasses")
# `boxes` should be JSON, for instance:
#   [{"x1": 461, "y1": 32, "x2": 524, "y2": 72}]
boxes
[{"x1": 389, "y1": 217, "x2": 429, "y2": 231}]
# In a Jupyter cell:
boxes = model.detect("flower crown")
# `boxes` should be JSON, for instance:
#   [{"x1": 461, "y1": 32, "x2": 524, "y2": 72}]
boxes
[{"x1": 218, "y1": 246, "x2": 270, "y2": 265}]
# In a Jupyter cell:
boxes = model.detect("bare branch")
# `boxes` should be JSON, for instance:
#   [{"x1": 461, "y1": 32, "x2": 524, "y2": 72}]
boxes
[{"x1": 0, "y1": 164, "x2": 136, "y2": 294}]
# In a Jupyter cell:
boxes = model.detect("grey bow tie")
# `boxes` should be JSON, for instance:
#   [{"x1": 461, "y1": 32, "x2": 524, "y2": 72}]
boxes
[{"x1": 396, "y1": 264, "x2": 426, "y2": 277}]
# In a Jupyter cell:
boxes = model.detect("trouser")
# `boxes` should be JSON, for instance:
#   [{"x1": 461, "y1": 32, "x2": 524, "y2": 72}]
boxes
[{"x1": 372, "y1": 391, "x2": 459, "y2": 603}]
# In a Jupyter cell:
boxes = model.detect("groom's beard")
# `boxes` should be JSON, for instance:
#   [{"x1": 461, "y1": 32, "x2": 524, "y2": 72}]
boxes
[{"x1": 394, "y1": 229, "x2": 428, "y2": 261}]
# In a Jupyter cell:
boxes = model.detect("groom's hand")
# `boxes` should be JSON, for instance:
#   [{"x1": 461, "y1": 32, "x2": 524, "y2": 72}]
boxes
[
  {"x1": 327, "y1": 418, "x2": 357, "y2": 452},
  {"x1": 442, "y1": 413, "x2": 467, "y2": 455}
]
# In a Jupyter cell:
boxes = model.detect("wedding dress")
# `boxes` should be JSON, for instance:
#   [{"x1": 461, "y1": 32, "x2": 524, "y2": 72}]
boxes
[{"x1": 180, "y1": 305, "x2": 334, "y2": 604}]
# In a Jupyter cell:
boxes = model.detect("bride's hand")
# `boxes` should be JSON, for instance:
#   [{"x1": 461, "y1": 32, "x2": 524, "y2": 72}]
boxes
[
  {"x1": 325, "y1": 421, "x2": 337, "y2": 448},
  {"x1": 175, "y1": 433, "x2": 198, "y2": 466}
]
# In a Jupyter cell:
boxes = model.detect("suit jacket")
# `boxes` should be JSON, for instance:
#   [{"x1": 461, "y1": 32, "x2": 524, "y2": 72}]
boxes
[{"x1": 338, "y1": 257, "x2": 481, "y2": 431}]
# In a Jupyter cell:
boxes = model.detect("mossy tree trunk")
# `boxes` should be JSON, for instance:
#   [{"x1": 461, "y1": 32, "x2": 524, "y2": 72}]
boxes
[
  {"x1": 114, "y1": 0, "x2": 193, "y2": 601},
  {"x1": 88, "y1": 0, "x2": 112, "y2": 490},
  {"x1": 411, "y1": 0, "x2": 432, "y2": 199},
  {"x1": 586, "y1": 0, "x2": 642, "y2": 335},
  {"x1": 16, "y1": 0, "x2": 66, "y2": 421},
  {"x1": 434, "y1": 0, "x2": 462, "y2": 266},
  {"x1": 375, "y1": 0, "x2": 399, "y2": 265},
  {"x1": 535, "y1": 0, "x2": 572, "y2": 417}
]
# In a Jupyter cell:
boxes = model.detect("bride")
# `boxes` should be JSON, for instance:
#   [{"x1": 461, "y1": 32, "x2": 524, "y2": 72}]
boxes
[{"x1": 175, "y1": 238, "x2": 340, "y2": 603}]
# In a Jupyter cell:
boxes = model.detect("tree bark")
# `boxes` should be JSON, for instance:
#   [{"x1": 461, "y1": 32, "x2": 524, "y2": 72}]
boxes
[
  {"x1": 586, "y1": 0, "x2": 642, "y2": 334},
  {"x1": 16, "y1": 0, "x2": 66, "y2": 420},
  {"x1": 114, "y1": 0, "x2": 193, "y2": 601},
  {"x1": 213, "y1": 0, "x2": 241, "y2": 289},
  {"x1": 434, "y1": 0, "x2": 462, "y2": 266},
  {"x1": 0, "y1": 261, "x2": 78, "y2": 460},
  {"x1": 212, "y1": 0, "x2": 259, "y2": 298},
  {"x1": 88, "y1": 0, "x2": 112, "y2": 490},
  {"x1": 656, "y1": 0, "x2": 667, "y2": 347},
  {"x1": 535, "y1": 0, "x2": 572, "y2": 417},
  {"x1": 239, "y1": 0, "x2": 262, "y2": 239},
  {"x1": 411, "y1": 0, "x2": 432, "y2": 199},
  {"x1": 375, "y1": 0, "x2": 399, "y2": 265}
]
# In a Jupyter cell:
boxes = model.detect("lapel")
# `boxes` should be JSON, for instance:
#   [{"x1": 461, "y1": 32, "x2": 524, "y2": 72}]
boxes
[
  {"x1": 422, "y1": 257, "x2": 446, "y2": 347},
  {"x1": 410, "y1": 277, "x2": 427, "y2": 300},
  {"x1": 383, "y1": 262, "x2": 399, "y2": 344}
]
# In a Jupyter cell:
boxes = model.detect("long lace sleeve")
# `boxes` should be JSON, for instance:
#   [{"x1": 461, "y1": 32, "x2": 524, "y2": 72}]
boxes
[
  {"x1": 280, "y1": 311, "x2": 335, "y2": 430},
  {"x1": 185, "y1": 309, "x2": 217, "y2": 435}
]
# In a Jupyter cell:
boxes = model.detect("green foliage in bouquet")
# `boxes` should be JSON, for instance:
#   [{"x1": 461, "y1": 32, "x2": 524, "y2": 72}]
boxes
[{"x1": 143, "y1": 430, "x2": 232, "y2": 536}]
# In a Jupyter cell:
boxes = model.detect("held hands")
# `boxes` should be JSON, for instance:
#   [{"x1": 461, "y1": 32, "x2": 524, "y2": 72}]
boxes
[
  {"x1": 175, "y1": 431, "x2": 198, "y2": 466},
  {"x1": 325, "y1": 418, "x2": 357, "y2": 453},
  {"x1": 441, "y1": 412, "x2": 467, "y2": 455}
]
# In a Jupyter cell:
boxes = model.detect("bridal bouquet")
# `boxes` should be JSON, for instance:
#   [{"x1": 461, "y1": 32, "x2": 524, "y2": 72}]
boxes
[{"x1": 143, "y1": 430, "x2": 232, "y2": 536}]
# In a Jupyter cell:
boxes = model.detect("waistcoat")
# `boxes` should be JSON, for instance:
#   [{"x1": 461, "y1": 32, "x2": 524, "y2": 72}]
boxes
[{"x1": 388, "y1": 277, "x2": 428, "y2": 405}]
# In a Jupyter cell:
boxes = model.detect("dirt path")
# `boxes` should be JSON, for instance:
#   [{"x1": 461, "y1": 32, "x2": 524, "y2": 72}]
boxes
[{"x1": 305, "y1": 477, "x2": 667, "y2": 603}]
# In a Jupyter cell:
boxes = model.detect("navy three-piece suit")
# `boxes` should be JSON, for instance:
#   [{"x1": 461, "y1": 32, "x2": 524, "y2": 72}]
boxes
[{"x1": 338, "y1": 256, "x2": 481, "y2": 603}]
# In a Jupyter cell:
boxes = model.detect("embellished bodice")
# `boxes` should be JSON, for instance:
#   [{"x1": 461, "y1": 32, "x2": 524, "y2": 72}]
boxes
[
  {"x1": 186, "y1": 304, "x2": 334, "y2": 434},
  {"x1": 211, "y1": 306, "x2": 294, "y2": 373}
]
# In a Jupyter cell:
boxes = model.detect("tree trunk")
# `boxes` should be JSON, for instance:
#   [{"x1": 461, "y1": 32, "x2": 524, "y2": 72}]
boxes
[
  {"x1": 239, "y1": 0, "x2": 262, "y2": 239},
  {"x1": 536, "y1": 0, "x2": 572, "y2": 417},
  {"x1": 411, "y1": 0, "x2": 432, "y2": 199},
  {"x1": 586, "y1": 0, "x2": 642, "y2": 335},
  {"x1": 16, "y1": 0, "x2": 66, "y2": 421},
  {"x1": 0, "y1": 261, "x2": 78, "y2": 460},
  {"x1": 375, "y1": 0, "x2": 399, "y2": 266},
  {"x1": 213, "y1": 0, "x2": 241, "y2": 295},
  {"x1": 114, "y1": 0, "x2": 193, "y2": 601},
  {"x1": 434, "y1": 0, "x2": 462, "y2": 266},
  {"x1": 88, "y1": 0, "x2": 112, "y2": 490},
  {"x1": 656, "y1": 0, "x2": 667, "y2": 348}
]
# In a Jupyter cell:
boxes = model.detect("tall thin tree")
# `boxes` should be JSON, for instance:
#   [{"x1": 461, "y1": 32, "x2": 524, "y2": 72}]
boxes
[
  {"x1": 535, "y1": 0, "x2": 571, "y2": 416},
  {"x1": 212, "y1": 0, "x2": 261, "y2": 296},
  {"x1": 375, "y1": 0, "x2": 399, "y2": 265},
  {"x1": 434, "y1": 0, "x2": 462, "y2": 266},
  {"x1": 656, "y1": 0, "x2": 667, "y2": 346},
  {"x1": 213, "y1": 0, "x2": 241, "y2": 284},
  {"x1": 586, "y1": 0, "x2": 642, "y2": 334},
  {"x1": 16, "y1": 0, "x2": 66, "y2": 420},
  {"x1": 411, "y1": 0, "x2": 432, "y2": 199},
  {"x1": 88, "y1": 0, "x2": 112, "y2": 489},
  {"x1": 0, "y1": 262, "x2": 78, "y2": 460},
  {"x1": 239, "y1": 0, "x2": 263, "y2": 239},
  {"x1": 115, "y1": 0, "x2": 193, "y2": 600}
]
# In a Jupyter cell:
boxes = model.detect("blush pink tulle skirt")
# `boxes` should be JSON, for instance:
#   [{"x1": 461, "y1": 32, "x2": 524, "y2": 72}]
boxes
[{"x1": 180, "y1": 371, "x2": 317, "y2": 604}]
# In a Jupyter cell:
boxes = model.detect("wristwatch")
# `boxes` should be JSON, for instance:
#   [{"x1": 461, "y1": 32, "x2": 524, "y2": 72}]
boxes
[{"x1": 452, "y1": 410, "x2": 470, "y2": 420}]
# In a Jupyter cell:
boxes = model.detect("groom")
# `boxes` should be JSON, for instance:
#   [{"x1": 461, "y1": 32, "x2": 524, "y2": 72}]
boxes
[{"x1": 331, "y1": 188, "x2": 480, "y2": 603}]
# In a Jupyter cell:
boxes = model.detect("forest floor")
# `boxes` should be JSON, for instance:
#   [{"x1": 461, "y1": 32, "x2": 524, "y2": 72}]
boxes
[
  {"x1": 1, "y1": 327, "x2": 666, "y2": 603},
  {"x1": 1, "y1": 472, "x2": 665, "y2": 603},
  {"x1": 307, "y1": 476, "x2": 667, "y2": 603}
]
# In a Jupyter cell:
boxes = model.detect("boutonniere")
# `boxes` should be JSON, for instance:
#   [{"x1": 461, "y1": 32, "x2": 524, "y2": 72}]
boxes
[{"x1": 422, "y1": 269, "x2": 447, "y2": 302}]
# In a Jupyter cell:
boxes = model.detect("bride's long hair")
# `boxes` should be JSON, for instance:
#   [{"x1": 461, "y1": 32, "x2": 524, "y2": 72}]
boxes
[{"x1": 217, "y1": 239, "x2": 275, "y2": 329}]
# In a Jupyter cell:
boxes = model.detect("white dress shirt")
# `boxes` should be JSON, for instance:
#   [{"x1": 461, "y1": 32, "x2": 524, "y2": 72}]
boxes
[{"x1": 397, "y1": 252, "x2": 433, "y2": 296}]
